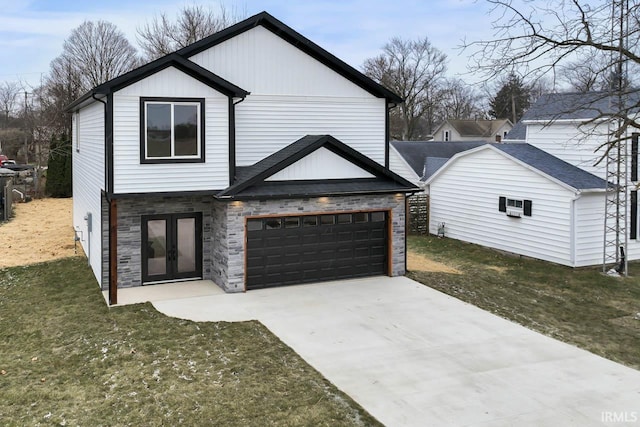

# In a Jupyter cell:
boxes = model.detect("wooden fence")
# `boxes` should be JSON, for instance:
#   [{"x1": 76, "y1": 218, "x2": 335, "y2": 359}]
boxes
[{"x1": 407, "y1": 194, "x2": 429, "y2": 235}]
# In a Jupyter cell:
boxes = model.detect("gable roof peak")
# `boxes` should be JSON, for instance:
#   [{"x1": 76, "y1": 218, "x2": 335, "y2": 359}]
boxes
[{"x1": 177, "y1": 11, "x2": 403, "y2": 103}]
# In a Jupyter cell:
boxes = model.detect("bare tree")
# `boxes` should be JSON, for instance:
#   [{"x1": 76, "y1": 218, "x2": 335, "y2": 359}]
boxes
[
  {"x1": 61, "y1": 20, "x2": 140, "y2": 90},
  {"x1": 440, "y1": 78, "x2": 483, "y2": 120},
  {"x1": 464, "y1": 0, "x2": 640, "y2": 149},
  {"x1": 137, "y1": 4, "x2": 245, "y2": 60},
  {"x1": 41, "y1": 20, "x2": 139, "y2": 137},
  {"x1": 363, "y1": 37, "x2": 448, "y2": 140},
  {"x1": 0, "y1": 81, "x2": 21, "y2": 127},
  {"x1": 559, "y1": 52, "x2": 612, "y2": 92}
]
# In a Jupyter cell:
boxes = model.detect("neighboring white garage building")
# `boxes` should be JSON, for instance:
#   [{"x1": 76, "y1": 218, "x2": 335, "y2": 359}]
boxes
[{"x1": 426, "y1": 143, "x2": 608, "y2": 267}]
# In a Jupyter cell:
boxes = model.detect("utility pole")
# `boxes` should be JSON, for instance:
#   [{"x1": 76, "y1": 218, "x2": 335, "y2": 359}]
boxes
[{"x1": 603, "y1": 0, "x2": 629, "y2": 276}]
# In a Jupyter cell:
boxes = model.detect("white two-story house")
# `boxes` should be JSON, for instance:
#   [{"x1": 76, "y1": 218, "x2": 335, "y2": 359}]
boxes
[{"x1": 67, "y1": 12, "x2": 418, "y2": 304}]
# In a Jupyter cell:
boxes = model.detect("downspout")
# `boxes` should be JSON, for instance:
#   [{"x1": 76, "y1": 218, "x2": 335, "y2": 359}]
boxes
[
  {"x1": 385, "y1": 101, "x2": 397, "y2": 170},
  {"x1": 229, "y1": 96, "x2": 247, "y2": 186},
  {"x1": 92, "y1": 93, "x2": 117, "y2": 305}
]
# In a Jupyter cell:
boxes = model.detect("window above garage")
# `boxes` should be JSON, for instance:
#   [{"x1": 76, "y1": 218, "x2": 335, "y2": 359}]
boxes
[{"x1": 140, "y1": 97, "x2": 205, "y2": 164}]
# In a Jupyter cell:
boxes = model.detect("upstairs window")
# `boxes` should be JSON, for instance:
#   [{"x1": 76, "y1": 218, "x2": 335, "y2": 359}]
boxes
[{"x1": 141, "y1": 98, "x2": 204, "y2": 163}]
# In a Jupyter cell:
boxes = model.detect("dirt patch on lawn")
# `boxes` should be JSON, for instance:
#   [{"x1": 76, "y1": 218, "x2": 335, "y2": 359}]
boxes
[
  {"x1": 407, "y1": 252, "x2": 461, "y2": 274},
  {"x1": 0, "y1": 198, "x2": 79, "y2": 268}
]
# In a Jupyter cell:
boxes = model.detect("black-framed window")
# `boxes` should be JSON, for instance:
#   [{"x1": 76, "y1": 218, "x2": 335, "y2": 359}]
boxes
[{"x1": 140, "y1": 97, "x2": 205, "y2": 163}]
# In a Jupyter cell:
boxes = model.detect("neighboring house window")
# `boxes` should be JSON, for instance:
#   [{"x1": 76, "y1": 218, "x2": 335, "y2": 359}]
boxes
[
  {"x1": 74, "y1": 111, "x2": 80, "y2": 152},
  {"x1": 140, "y1": 98, "x2": 205, "y2": 163},
  {"x1": 444, "y1": 130, "x2": 450, "y2": 142},
  {"x1": 499, "y1": 196, "x2": 532, "y2": 217},
  {"x1": 507, "y1": 198, "x2": 523, "y2": 209}
]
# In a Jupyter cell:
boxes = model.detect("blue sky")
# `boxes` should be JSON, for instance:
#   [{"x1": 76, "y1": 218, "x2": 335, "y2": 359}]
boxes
[{"x1": 0, "y1": 0, "x2": 495, "y2": 89}]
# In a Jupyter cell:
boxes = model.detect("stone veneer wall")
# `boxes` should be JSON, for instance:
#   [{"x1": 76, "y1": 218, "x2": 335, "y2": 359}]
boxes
[
  {"x1": 109, "y1": 196, "x2": 215, "y2": 289},
  {"x1": 210, "y1": 201, "x2": 228, "y2": 290},
  {"x1": 102, "y1": 194, "x2": 406, "y2": 292},
  {"x1": 221, "y1": 194, "x2": 406, "y2": 292}
]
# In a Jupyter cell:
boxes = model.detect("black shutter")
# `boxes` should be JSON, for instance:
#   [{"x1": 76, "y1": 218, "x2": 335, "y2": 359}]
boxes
[
  {"x1": 631, "y1": 191, "x2": 638, "y2": 240},
  {"x1": 632, "y1": 133, "x2": 638, "y2": 181},
  {"x1": 499, "y1": 196, "x2": 506, "y2": 212},
  {"x1": 523, "y1": 200, "x2": 532, "y2": 216}
]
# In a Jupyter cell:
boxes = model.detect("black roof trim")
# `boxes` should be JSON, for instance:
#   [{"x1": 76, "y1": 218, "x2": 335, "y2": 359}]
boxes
[
  {"x1": 219, "y1": 178, "x2": 418, "y2": 200},
  {"x1": 177, "y1": 11, "x2": 403, "y2": 104},
  {"x1": 217, "y1": 134, "x2": 419, "y2": 198},
  {"x1": 66, "y1": 54, "x2": 249, "y2": 112},
  {"x1": 109, "y1": 189, "x2": 221, "y2": 199}
]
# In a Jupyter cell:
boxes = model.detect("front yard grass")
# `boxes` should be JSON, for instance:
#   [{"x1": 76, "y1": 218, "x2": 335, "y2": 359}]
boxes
[
  {"x1": 408, "y1": 235, "x2": 640, "y2": 370},
  {"x1": 0, "y1": 257, "x2": 381, "y2": 426}
]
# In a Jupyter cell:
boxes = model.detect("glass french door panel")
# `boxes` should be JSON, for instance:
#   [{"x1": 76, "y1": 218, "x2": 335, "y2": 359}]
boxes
[
  {"x1": 176, "y1": 217, "x2": 196, "y2": 273},
  {"x1": 147, "y1": 219, "x2": 167, "y2": 276}
]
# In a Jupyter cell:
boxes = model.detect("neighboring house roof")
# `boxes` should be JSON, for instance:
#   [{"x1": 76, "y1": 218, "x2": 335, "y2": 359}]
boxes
[
  {"x1": 504, "y1": 121, "x2": 526, "y2": 140},
  {"x1": 218, "y1": 135, "x2": 419, "y2": 199},
  {"x1": 67, "y1": 11, "x2": 402, "y2": 111},
  {"x1": 427, "y1": 143, "x2": 608, "y2": 192},
  {"x1": 177, "y1": 11, "x2": 403, "y2": 104},
  {"x1": 66, "y1": 54, "x2": 250, "y2": 111},
  {"x1": 390, "y1": 140, "x2": 487, "y2": 180},
  {"x1": 434, "y1": 119, "x2": 512, "y2": 138},
  {"x1": 505, "y1": 91, "x2": 640, "y2": 140}
]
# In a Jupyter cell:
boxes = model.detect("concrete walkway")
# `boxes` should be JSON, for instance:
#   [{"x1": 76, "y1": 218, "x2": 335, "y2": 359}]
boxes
[{"x1": 153, "y1": 276, "x2": 640, "y2": 427}]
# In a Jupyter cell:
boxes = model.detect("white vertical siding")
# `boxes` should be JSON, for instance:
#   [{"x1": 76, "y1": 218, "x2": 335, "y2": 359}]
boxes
[
  {"x1": 72, "y1": 102, "x2": 105, "y2": 286},
  {"x1": 266, "y1": 147, "x2": 374, "y2": 181},
  {"x1": 429, "y1": 148, "x2": 577, "y2": 266},
  {"x1": 190, "y1": 26, "x2": 372, "y2": 98},
  {"x1": 573, "y1": 192, "x2": 606, "y2": 266},
  {"x1": 235, "y1": 95, "x2": 385, "y2": 165},
  {"x1": 190, "y1": 25, "x2": 386, "y2": 166},
  {"x1": 112, "y1": 66, "x2": 230, "y2": 193},
  {"x1": 526, "y1": 123, "x2": 608, "y2": 179}
]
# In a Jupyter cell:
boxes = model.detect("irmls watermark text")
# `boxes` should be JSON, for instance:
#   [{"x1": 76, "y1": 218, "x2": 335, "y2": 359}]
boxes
[{"x1": 601, "y1": 411, "x2": 639, "y2": 423}]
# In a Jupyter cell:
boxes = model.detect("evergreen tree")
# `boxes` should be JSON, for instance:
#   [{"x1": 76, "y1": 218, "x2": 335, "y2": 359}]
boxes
[
  {"x1": 489, "y1": 73, "x2": 531, "y2": 123},
  {"x1": 45, "y1": 133, "x2": 72, "y2": 197}
]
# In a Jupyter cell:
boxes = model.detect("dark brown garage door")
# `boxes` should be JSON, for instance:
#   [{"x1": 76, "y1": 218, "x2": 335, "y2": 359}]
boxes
[{"x1": 246, "y1": 211, "x2": 388, "y2": 290}]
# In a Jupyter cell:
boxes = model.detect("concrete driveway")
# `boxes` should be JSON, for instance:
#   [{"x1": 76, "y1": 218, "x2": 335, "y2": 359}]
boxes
[{"x1": 154, "y1": 276, "x2": 640, "y2": 427}]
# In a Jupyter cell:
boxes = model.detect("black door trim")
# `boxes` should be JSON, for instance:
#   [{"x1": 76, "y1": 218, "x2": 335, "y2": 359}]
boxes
[{"x1": 141, "y1": 212, "x2": 203, "y2": 284}]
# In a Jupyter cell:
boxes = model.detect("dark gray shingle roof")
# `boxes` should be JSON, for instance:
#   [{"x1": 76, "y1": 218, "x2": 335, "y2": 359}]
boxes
[
  {"x1": 493, "y1": 143, "x2": 607, "y2": 190},
  {"x1": 444, "y1": 119, "x2": 511, "y2": 137},
  {"x1": 505, "y1": 91, "x2": 640, "y2": 140},
  {"x1": 390, "y1": 140, "x2": 487, "y2": 179}
]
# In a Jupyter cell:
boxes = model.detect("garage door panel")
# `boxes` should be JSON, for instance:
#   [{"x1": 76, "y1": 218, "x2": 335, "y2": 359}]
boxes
[{"x1": 246, "y1": 211, "x2": 388, "y2": 290}]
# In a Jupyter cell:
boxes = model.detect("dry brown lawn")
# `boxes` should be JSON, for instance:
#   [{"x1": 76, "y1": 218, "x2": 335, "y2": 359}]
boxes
[
  {"x1": 407, "y1": 251, "x2": 461, "y2": 274},
  {"x1": 0, "y1": 197, "x2": 79, "y2": 268}
]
